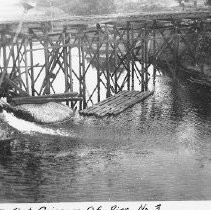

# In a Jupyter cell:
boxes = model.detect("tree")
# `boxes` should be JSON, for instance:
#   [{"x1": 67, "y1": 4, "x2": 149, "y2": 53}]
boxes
[
  {"x1": 36, "y1": 0, "x2": 116, "y2": 15},
  {"x1": 206, "y1": 0, "x2": 211, "y2": 5},
  {"x1": 60, "y1": 0, "x2": 116, "y2": 15}
]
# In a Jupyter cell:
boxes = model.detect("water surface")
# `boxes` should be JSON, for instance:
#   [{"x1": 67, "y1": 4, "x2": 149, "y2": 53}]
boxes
[{"x1": 0, "y1": 75, "x2": 211, "y2": 202}]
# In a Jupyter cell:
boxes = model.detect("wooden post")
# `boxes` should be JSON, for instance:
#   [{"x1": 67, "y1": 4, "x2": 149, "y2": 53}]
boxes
[
  {"x1": 105, "y1": 27, "x2": 111, "y2": 98},
  {"x1": 68, "y1": 44, "x2": 74, "y2": 108},
  {"x1": 131, "y1": 25, "x2": 135, "y2": 90},
  {"x1": 24, "y1": 38, "x2": 30, "y2": 94},
  {"x1": 11, "y1": 42, "x2": 16, "y2": 79},
  {"x1": 126, "y1": 21, "x2": 131, "y2": 91},
  {"x1": 68, "y1": 46, "x2": 73, "y2": 92},
  {"x1": 29, "y1": 38, "x2": 35, "y2": 96},
  {"x1": 96, "y1": 24, "x2": 101, "y2": 102},
  {"x1": 0, "y1": 15, "x2": 25, "y2": 88},
  {"x1": 81, "y1": 36, "x2": 87, "y2": 109},
  {"x1": 78, "y1": 35, "x2": 83, "y2": 110},
  {"x1": 141, "y1": 30, "x2": 145, "y2": 91},
  {"x1": 2, "y1": 33, "x2": 7, "y2": 82},
  {"x1": 174, "y1": 24, "x2": 179, "y2": 80},
  {"x1": 44, "y1": 27, "x2": 50, "y2": 94},
  {"x1": 16, "y1": 41, "x2": 22, "y2": 88},
  {"x1": 63, "y1": 28, "x2": 68, "y2": 94},
  {"x1": 144, "y1": 29, "x2": 148, "y2": 91},
  {"x1": 114, "y1": 26, "x2": 118, "y2": 93},
  {"x1": 152, "y1": 22, "x2": 156, "y2": 87}
]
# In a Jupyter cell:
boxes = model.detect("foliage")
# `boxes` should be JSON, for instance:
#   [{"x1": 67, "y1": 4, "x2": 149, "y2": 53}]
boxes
[
  {"x1": 36, "y1": 0, "x2": 209, "y2": 16},
  {"x1": 37, "y1": 0, "x2": 116, "y2": 15},
  {"x1": 206, "y1": 0, "x2": 211, "y2": 5}
]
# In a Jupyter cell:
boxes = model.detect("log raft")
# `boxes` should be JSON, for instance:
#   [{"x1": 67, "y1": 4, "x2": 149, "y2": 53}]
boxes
[{"x1": 79, "y1": 90, "x2": 154, "y2": 117}]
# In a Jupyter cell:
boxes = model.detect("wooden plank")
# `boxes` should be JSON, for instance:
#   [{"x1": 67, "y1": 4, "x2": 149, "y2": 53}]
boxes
[
  {"x1": 80, "y1": 90, "x2": 154, "y2": 117},
  {"x1": 112, "y1": 91, "x2": 152, "y2": 114},
  {"x1": 11, "y1": 92, "x2": 79, "y2": 101},
  {"x1": 90, "y1": 91, "x2": 150, "y2": 117},
  {"x1": 111, "y1": 90, "x2": 154, "y2": 116},
  {"x1": 96, "y1": 91, "x2": 141, "y2": 116},
  {"x1": 82, "y1": 90, "x2": 125, "y2": 111},
  {"x1": 81, "y1": 90, "x2": 129, "y2": 114},
  {"x1": 92, "y1": 92, "x2": 132, "y2": 116},
  {"x1": 11, "y1": 97, "x2": 83, "y2": 105}
]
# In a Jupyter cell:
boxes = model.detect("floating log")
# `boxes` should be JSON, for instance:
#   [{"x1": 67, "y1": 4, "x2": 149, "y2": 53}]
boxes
[
  {"x1": 10, "y1": 92, "x2": 82, "y2": 105},
  {"x1": 80, "y1": 90, "x2": 154, "y2": 117}
]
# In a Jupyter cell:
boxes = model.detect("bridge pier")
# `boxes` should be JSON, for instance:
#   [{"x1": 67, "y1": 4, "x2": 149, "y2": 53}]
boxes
[{"x1": 0, "y1": 11, "x2": 210, "y2": 109}]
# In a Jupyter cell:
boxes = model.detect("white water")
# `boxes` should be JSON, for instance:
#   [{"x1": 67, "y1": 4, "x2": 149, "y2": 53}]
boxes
[{"x1": 0, "y1": 110, "x2": 73, "y2": 136}]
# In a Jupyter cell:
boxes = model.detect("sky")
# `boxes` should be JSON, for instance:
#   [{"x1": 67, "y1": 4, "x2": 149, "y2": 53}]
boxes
[{"x1": 0, "y1": 0, "x2": 23, "y2": 20}]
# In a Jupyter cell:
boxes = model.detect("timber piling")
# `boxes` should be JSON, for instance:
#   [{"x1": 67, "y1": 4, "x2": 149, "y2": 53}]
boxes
[{"x1": 0, "y1": 10, "x2": 210, "y2": 111}]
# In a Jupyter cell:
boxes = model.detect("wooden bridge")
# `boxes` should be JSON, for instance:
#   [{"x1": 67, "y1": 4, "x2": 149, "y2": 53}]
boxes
[{"x1": 0, "y1": 10, "x2": 210, "y2": 112}]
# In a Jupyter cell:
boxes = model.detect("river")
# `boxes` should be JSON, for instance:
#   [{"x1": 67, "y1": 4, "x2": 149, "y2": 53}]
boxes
[{"x1": 0, "y1": 73, "x2": 211, "y2": 202}]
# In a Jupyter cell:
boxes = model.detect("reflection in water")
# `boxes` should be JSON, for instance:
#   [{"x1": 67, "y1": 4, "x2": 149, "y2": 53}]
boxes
[{"x1": 0, "y1": 74, "x2": 211, "y2": 202}]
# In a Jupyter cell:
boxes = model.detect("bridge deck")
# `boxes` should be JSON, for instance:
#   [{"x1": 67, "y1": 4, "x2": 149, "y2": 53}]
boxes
[
  {"x1": 0, "y1": 9, "x2": 210, "y2": 33},
  {"x1": 80, "y1": 90, "x2": 154, "y2": 117}
]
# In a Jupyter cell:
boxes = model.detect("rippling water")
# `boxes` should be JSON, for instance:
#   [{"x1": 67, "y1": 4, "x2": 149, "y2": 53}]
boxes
[{"x1": 0, "y1": 75, "x2": 211, "y2": 202}]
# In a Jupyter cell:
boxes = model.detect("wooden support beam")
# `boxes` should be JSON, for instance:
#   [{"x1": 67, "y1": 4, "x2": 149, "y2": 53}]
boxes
[
  {"x1": 63, "y1": 28, "x2": 68, "y2": 93},
  {"x1": 96, "y1": 24, "x2": 101, "y2": 102},
  {"x1": 0, "y1": 18, "x2": 25, "y2": 88},
  {"x1": 24, "y1": 38, "x2": 30, "y2": 94},
  {"x1": 126, "y1": 21, "x2": 131, "y2": 91},
  {"x1": 11, "y1": 96, "x2": 83, "y2": 105},
  {"x1": 131, "y1": 26, "x2": 135, "y2": 90},
  {"x1": 152, "y1": 25, "x2": 157, "y2": 86},
  {"x1": 174, "y1": 24, "x2": 180, "y2": 79},
  {"x1": 16, "y1": 41, "x2": 22, "y2": 89},
  {"x1": 105, "y1": 28, "x2": 111, "y2": 98},
  {"x1": 68, "y1": 46, "x2": 73, "y2": 92},
  {"x1": 44, "y1": 28, "x2": 50, "y2": 95},
  {"x1": 4, "y1": 76, "x2": 29, "y2": 97},
  {"x1": 113, "y1": 26, "x2": 118, "y2": 93},
  {"x1": 141, "y1": 31, "x2": 145, "y2": 91},
  {"x1": 144, "y1": 29, "x2": 148, "y2": 91},
  {"x1": 11, "y1": 92, "x2": 78, "y2": 100},
  {"x1": 29, "y1": 37, "x2": 35, "y2": 96},
  {"x1": 81, "y1": 36, "x2": 87, "y2": 109},
  {"x1": 2, "y1": 33, "x2": 7, "y2": 81},
  {"x1": 78, "y1": 36, "x2": 83, "y2": 110}
]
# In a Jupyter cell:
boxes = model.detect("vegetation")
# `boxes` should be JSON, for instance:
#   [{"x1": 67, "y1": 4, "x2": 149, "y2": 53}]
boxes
[
  {"x1": 37, "y1": 0, "x2": 116, "y2": 15},
  {"x1": 206, "y1": 0, "x2": 211, "y2": 5},
  {"x1": 35, "y1": 0, "x2": 209, "y2": 16}
]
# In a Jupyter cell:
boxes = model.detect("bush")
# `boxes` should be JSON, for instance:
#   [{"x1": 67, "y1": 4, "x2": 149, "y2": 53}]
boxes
[
  {"x1": 206, "y1": 0, "x2": 211, "y2": 5},
  {"x1": 44, "y1": 0, "x2": 116, "y2": 15}
]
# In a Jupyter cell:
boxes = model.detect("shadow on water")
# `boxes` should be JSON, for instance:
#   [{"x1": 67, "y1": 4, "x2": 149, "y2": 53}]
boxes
[
  {"x1": 0, "y1": 73, "x2": 211, "y2": 202},
  {"x1": 0, "y1": 132, "x2": 84, "y2": 202}
]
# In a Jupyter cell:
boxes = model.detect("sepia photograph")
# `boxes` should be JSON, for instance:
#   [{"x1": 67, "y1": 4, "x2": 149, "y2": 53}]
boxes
[{"x1": 0, "y1": 0, "x2": 210, "y2": 206}]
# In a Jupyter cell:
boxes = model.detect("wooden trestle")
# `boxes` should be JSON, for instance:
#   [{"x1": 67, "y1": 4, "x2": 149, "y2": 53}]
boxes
[{"x1": 0, "y1": 10, "x2": 210, "y2": 110}]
